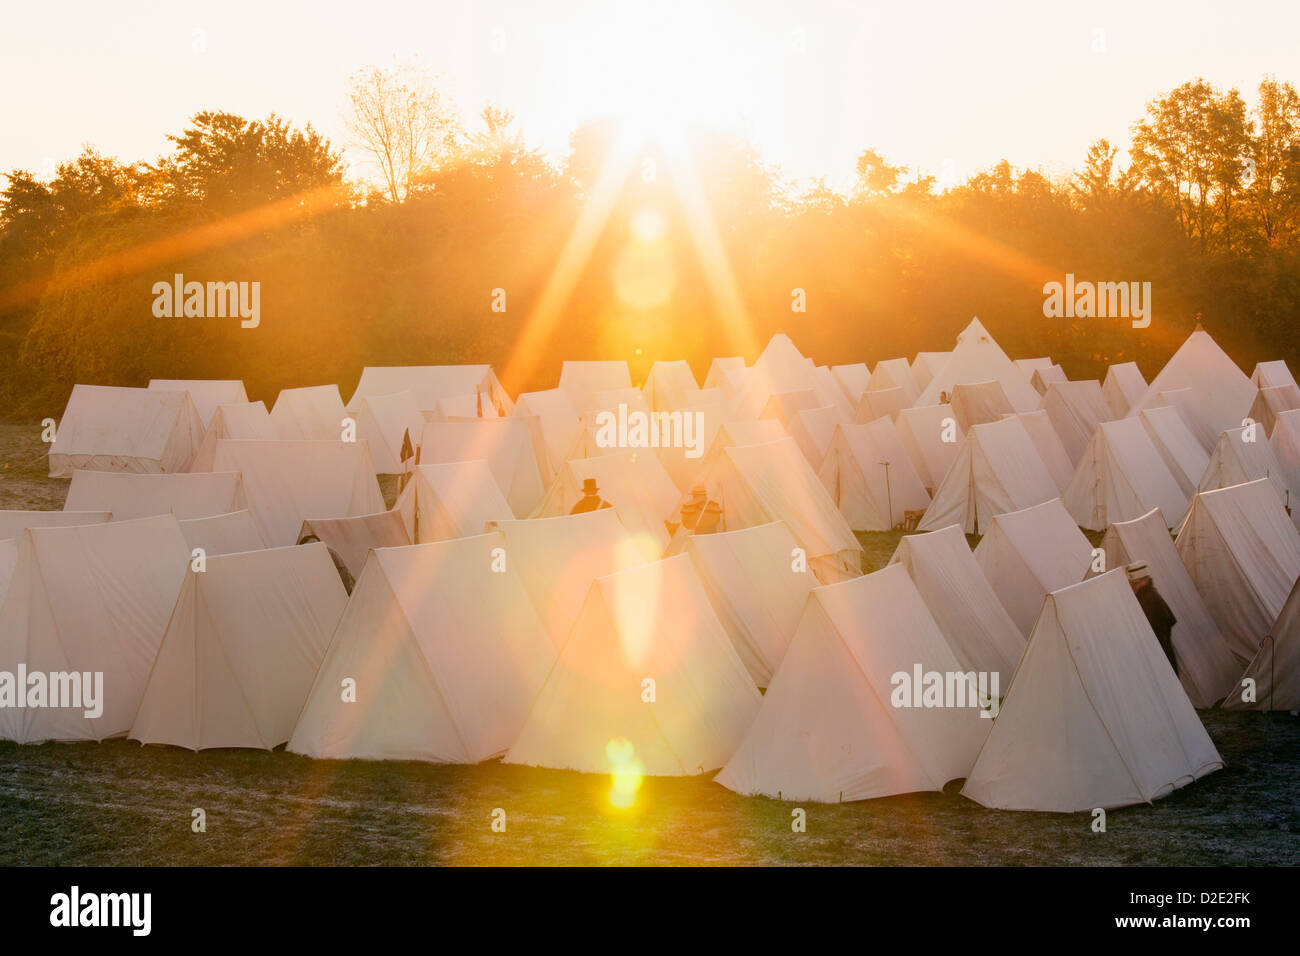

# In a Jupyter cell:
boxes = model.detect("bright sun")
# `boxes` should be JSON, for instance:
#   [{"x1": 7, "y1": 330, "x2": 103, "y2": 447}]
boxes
[{"x1": 565, "y1": 1, "x2": 758, "y2": 144}]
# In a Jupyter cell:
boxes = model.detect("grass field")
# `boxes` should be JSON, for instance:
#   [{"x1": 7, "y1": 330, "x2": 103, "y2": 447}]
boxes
[{"x1": 1, "y1": 424, "x2": 1297, "y2": 866}]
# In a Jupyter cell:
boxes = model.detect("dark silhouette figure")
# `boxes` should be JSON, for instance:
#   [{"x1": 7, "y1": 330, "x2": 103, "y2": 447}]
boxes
[
  {"x1": 570, "y1": 477, "x2": 611, "y2": 514},
  {"x1": 1129, "y1": 562, "x2": 1177, "y2": 674}
]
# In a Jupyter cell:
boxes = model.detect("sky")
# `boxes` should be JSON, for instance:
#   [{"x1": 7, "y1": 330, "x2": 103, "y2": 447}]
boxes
[{"x1": 2, "y1": 0, "x2": 1297, "y2": 192}]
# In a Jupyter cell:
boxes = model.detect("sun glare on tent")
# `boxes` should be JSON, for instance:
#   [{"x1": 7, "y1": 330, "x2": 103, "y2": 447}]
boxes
[{"x1": 606, "y1": 737, "x2": 644, "y2": 810}]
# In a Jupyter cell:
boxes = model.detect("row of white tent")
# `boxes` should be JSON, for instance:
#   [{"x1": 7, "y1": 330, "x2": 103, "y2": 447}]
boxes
[
  {"x1": 7, "y1": 322, "x2": 1299, "y2": 814},
  {"x1": 1, "y1": 473, "x2": 1297, "y2": 812},
  {"x1": 41, "y1": 321, "x2": 1300, "y2": 562}
]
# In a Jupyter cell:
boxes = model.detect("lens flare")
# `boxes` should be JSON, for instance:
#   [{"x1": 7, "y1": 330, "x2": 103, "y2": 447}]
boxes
[{"x1": 606, "y1": 737, "x2": 644, "y2": 810}]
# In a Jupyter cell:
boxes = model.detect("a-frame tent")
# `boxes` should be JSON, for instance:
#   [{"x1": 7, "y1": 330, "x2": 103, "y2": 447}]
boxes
[
  {"x1": 64, "y1": 469, "x2": 246, "y2": 521},
  {"x1": 486, "y1": 508, "x2": 660, "y2": 651},
  {"x1": 687, "y1": 437, "x2": 863, "y2": 583},
  {"x1": 961, "y1": 570, "x2": 1222, "y2": 812},
  {"x1": 1175, "y1": 479, "x2": 1300, "y2": 663},
  {"x1": 209, "y1": 440, "x2": 385, "y2": 547},
  {"x1": 299, "y1": 510, "x2": 410, "y2": 580},
  {"x1": 130, "y1": 543, "x2": 348, "y2": 750},
  {"x1": 889, "y1": 524, "x2": 1026, "y2": 678},
  {"x1": 916, "y1": 416, "x2": 1059, "y2": 534},
  {"x1": 189, "y1": 401, "x2": 277, "y2": 472},
  {"x1": 715, "y1": 563, "x2": 990, "y2": 803},
  {"x1": 1100, "y1": 507, "x2": 1241, "y2": 707},
  {"x1": 49, "y1": 385, "x2": 204, "y2": 477},
  {"x1": 148, "y1": 379, "x2": 248, "y2": 429},
  {"x1": 289, "y1": 533, "x2": 555, "y2": 763},
  {"x1": 1124, "y1": 326, "x2": 1256, "y2": 444},
  {"x1": 1224, "y1": 575, "x2": 1300, "y2": 711},
  {"x1": 0, "y1": 514, "x2": 191, "y2": 742},
  {"x1": 683, "y1": 521, "x2": 819, "y2": 687},
  {"x1": 1102, "y1": 362, "x2": 1148, "y2": 418},
  {"x1": 913, "y1": 318, "x2": 1041, "y2": 412},
  {"x1": 1063, "y1": 418, "x2": 1188, "y2": 531},
  {"x1": 818, "y1": 420, "x2": 930, "y2": 531},
  {"x1": 394, "y1": 460, "x2": 513, "y2": 543},
  {"x1": 973, "y1": 498, "x2": 1094, "y2": 637},
  {"x1": 504, "y1": 555, "x2": 761, "y2": 775}
]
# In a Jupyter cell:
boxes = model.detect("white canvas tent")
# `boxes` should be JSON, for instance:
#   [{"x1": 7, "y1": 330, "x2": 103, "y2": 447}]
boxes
[
  {"x1": 1100, "y1": 507, "x2": 1241, "y2": 707},
  {"x1": 418, "y1": 419, "x2": 545, "y2": 518},
  {"x1": 148, "y1": 379, "x2": 248, "y2": 428},
  {"x1": 865, "y1": 358, "x2": 919, "y2": 406},
  {"x1": 299, "y1": 510, "x2": 410, "y2": 580},
  {"x1": 1196, "y1": 425, "x2": 1294, "y2": 515},
  {"x1": 1152, "y1": 387, "x2": 1219, "y2": 452},
  {"x1": 533, "y1": 451, "x2": 678, "y2": 551},
  {"x1": 1029, "y1": 364, "x2": 1068, "y2": 395},
  {"x1": 352, "y1": 390, "x2": 424, "y2": 474},
  {"x1": 1014, "y1": 357, "x2": 1053, "y2": 379},
  {"x1": 559, "y1": 360, "x2": 633, "y2": 413},
  {"x1": 178, "y1": 510, "x2": 267, "y2": 557},
  {"x1": 1225, "y1": 575, "x2": 1300, "y2": 711},
  {"x1": 917, "y1": 417, "x2": 1059, "y2": 534},
  {"x1": 1139, "y1": 405, "x2": 1211, "y2": 499},
  {"x1": 715, "y1": 564, "x2": 990, "y2": 803},
  {"x1": 687, "y1": 437, "x2": 863, "y2": 583},
  {"x1": 64, "y1": 469, "x2": 246, "y2": 520},
  {"x1": 1009, "y1": 409, "x2": 1075, "y2": 493},
  {"x1": 0, "y1": 514, "x2": 190, "y2": 742},
  {"x1": 394, "y1": 460, "x2": 512, "y2": 543},
  {"x1": 729, "y1": 334, "x2": 848, "y2": 421},
  {"x1": 1175, "y1": 479, "x2": 1300, "y2": 662},
  {"x1": 0, "y1": 510, "x2": 110, "y2": 540},
  {"x1": 759, "y1": 389, "x2": 822, "y2": 429},
  {"x1": 913, "y1": 319, "x2": 1041, "y2": 412},
  {"x1": 513, "y1": 388, "x2": 583, "y2": 476},
  {"x1": 961, "y1": 570, "x2": 1222, "y2": 812},
  {"x1": 910, "y1": 351, "x2": 950, "y2": 391},
  {"x1": 348, "y1": 365, "x2": 512, "y2": 415},
  {"x1": 1125, "y1": 328, "x2": 1256, "y2": 443},
  {"x1": 1103, "y1": 362, "x2": 1148, "y2": 418},
  {"x1": 896, "y1": 404, "x2": 962, "y2": 491},
  {"x1": 1063, "y1": 418, "x2": 1188, "y2": 531},
  {"x1": 950, "y1": 380, "x2": 1015, "y2": 431},
  {"x1": 424, "y1": 393, "x2": 501, "y2": 421},
  {"x1": 1251, "y1": 360, "x2": 1297, "y2": 390},
  {"x1": 789, "y1": 406, "x2": 841, "y2": 468},
  {"x1": 684, "y1": 521, "x2": 818, "y2": 686},
  {"x1": 818, "y1": 420, "x2": 930, "y2": 531},
  {"x1": 889, "y1": 525, "x2": 1026, "y2": 678},
  {"x1": 703, "y1": 357, "x2": 748, "y2": 399},
  {"x1": 209, "y1": 440, "x2": 385, "y2": 546},
  {"x1": 642, "y1": 360, "x2": 701, "y2": 411},
  {"x1": 289, "y1": 533, "x2": 555, "y2": 763},
  {"x1": 130, "y1": 543, "x2": 347, "y2": 750},
  {"x1": 487, "y1": 509, "x2": 659, "y2": 650},
  {"x1": 974, "y1": 498, "x2": 1093, "y2": 636},
  {"x1": 269, "y1": 385, "x2": 347, "y2": 441},
  {"x1": 587, "y1": 386, "x2": 651, "y2": 420},
  {"x1": 1247, "y1": 384, "x2": 1300, "y2": 438},
  {"x1": 49, "y1": 385, "x2": 204, "y2": 477},
  {"x1": 1041, "y1": 380, "x2": 1112, "y2": 465},
  {"x1": 831, "y1": 363, "x2": 871, "y2": 403},
  {"x1": 188, "y1": 401, "x2": 276, "y2": 472},
  {"x1": 652, "y1": 399, "x2": 728, "y2": 493},
  {"x1": 853, "y1": 387, "x2": 907, "y2": 424},
  {"x1": 504, "y1": 555, "x2": 760, "y2": 776}
]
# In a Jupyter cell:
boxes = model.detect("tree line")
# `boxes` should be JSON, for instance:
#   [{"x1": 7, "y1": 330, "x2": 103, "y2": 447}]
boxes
[{"x1": 1, "y1": 69, "x2": 1297, "y2": 421}]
